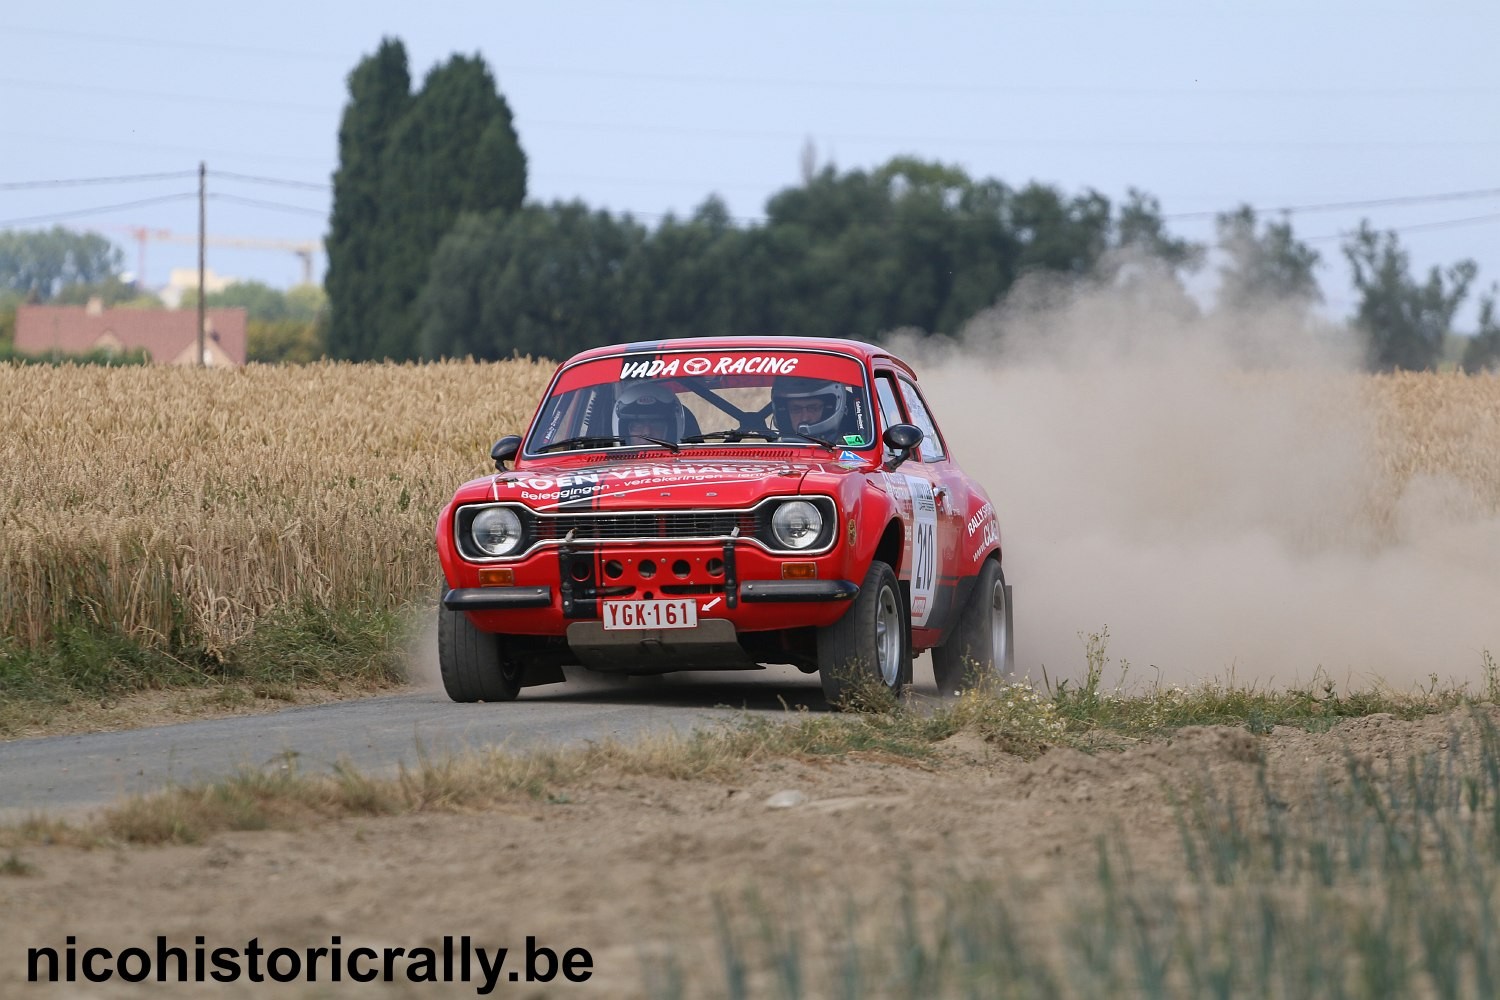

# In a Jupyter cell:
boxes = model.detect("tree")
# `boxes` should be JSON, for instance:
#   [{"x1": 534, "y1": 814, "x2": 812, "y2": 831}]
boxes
[
  {"x1": 325, "y1": 38, "x2": 414, "y2": 360},
  {"x1": 180, "y1": 281, "x2": 327, "y2": 362},
  {"x1": 363, "y1": 51, "x2": 527, "y2": 360},
  {"x1": 180, "y1": 280, "x2": 298, "y2": 321},
  {"x1": 1214, "y1": 205, "x2": 1321, "y2": 312},
  {"x1": 283, "y1": 284, "x2": 328, "y2": 323},
  {"x1": 0, "y1": 289, "x2": 19, "y2": 350},
  {"x1": 420, "y1": 203, "x2": 643, "y2": 360},
  {"x1": 0, "y1": 228, "x2": 123, "y2": 300},
  {"x1": 409, "y1": 153, "x2": 1206, "y2": 359},
  {"x1": 1461, "y1": 288, "x2": 1500, "y2": 374},
  {"x1": 1009, "y1": 182, "x2": 1113, "y2": 278},
  {"x1": 1344, "y1": 221, "x2": 1476, "y2": 371},
  {"x1": 248, "y1": 318, "x2": 325, "y2": 364},
  {"x1": 52, "y1": 275, "x2": 159, "y2": 308},
  {"x1": 1115, "y1": 189, "x2": 1204, "y2": 275},
  {"x1": 617, "y1": 198, "x2": 748, "y2": 341}
]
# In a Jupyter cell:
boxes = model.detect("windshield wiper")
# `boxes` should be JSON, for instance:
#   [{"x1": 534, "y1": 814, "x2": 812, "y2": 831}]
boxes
[
  {"x1": 782, "y1": 430, "x2": 838, "y2": 449},
  {"x1": 680, "y1": 429, "x2": 781, "y2": 444},
  {"x1": 535, "y1": 434, "x2": 626, "y2": 453},
  {"x1": 638, "y1": 436, "x2": 680, "y2": 454}
]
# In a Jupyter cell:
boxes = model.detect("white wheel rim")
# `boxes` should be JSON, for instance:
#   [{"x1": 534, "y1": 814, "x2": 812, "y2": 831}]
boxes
[
  {"x1": 991, "y1": 580, "x2": 1010, "y2": 672},
  {"x1": 875, "y1": 584, "x2": 902, "y2": 686}
]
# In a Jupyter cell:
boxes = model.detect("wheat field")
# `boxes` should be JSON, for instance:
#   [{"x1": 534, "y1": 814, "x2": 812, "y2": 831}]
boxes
[
  {"x1": 1, "y1": 360, "x2": 552, "y2": 653},
  {"x1": 2, "y1": 363, "x2": 1498, "y2": 656}
]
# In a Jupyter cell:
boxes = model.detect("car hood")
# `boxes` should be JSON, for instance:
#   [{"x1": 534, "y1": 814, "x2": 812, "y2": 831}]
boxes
[{"x1": 458, "y1": 454, "x2": 870, "y2": 511}]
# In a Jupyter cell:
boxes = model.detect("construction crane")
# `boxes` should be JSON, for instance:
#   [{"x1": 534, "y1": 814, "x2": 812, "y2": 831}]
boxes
[{"x1": 115, "y1": 226, "x2": 321, "y2": 287}]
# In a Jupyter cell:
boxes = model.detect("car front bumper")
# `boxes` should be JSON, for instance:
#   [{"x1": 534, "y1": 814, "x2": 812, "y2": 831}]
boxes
[{"x1": 442, "y1": 579, "x2": 858, "y2": 612}]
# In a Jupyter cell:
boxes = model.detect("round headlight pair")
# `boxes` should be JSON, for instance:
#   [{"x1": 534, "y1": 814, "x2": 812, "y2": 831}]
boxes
[
  {"x1": 471, "y1": 507, "x2": 523, "y2": 556},
  {"x1": 771, "y1": 500, "x2": 824, "y2": 550}
]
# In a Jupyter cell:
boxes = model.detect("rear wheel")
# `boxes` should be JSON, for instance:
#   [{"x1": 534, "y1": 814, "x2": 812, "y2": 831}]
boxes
[
  {"x1": 931, "y1": 559, "x2": 1013, "y2": 696},
  {"x1": 817, "y1": 560, "x2": 909, "y2": 707},
  {"x1": 438, "y1": 604, "x2": 523, "y2": 703}
]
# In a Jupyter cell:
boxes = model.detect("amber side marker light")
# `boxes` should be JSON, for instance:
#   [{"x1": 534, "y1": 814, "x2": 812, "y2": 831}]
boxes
[
  {"x1": 477, "y1": 568, "x2": 515, "y2": 587},
  {"x1": 782, "y1": 562, "x2": 818, "y2": 580}
]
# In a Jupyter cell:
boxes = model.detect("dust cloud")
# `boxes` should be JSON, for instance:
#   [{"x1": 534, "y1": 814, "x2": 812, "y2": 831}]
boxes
[
  {"x1": 405, "y1": 615, "x2": 444, "y2": 691},
  {"x1": 903, "y1": 266, "x2": 1500, "y2": 692}
]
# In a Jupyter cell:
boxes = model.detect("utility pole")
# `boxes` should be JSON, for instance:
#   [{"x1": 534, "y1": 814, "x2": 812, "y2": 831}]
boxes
[{"x1": 197, "y1": 161, "x2": 206, "y2": 368}]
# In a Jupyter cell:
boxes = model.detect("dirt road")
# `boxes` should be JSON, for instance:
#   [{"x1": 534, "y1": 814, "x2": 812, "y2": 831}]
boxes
[
  {"x1": 0, "y1": 666, "x2": 853, "y2": 820},
  {"x1": 1, "y1": 701, "x2": 1476, "y2": 998}
]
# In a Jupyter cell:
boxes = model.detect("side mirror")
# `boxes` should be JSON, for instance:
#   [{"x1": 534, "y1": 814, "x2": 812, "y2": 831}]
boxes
[
  {"x1": 882, "y1": 423, "x2": 923, "y2": 471},
  {"x1": 491, "y1": 435, "x2": 521, "y2": 471}
]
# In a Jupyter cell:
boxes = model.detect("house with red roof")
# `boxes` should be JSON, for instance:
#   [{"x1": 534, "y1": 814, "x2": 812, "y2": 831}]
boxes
[{"x1": 14, "y1": 300, "x2": 247, "y2": 366}]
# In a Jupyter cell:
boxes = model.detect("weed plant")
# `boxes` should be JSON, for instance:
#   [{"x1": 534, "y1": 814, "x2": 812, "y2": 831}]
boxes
[{"x1": 676, "y1": 708, "x2": 1500, "y2": 999}]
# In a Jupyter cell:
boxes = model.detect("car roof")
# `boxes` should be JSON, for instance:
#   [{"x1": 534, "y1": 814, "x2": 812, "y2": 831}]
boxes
[{"x1": 561, "y1": 336, "x2": 918, "y2": 378}]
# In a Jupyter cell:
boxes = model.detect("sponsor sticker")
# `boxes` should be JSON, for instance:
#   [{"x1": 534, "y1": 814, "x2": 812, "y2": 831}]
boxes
[
  {"x1": 969, "y1": 519, "x2": 1000, "y2": 562},
  {"x1": 905, "y1": 475, "x2": 938, "y2": 627},
  {"x1": 622, "y1": 354, "x2": 802, "y2": 379},
  {"x1": 966, "y1": 502, "x2": 995, "y2": 537}
]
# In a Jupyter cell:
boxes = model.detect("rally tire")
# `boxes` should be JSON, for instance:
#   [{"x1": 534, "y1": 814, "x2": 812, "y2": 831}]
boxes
[
  {"x1": 817, "y1": 560, "x2": 909, "y2": 708},
  {"x1": 931, "y1": 559, "x2": 1013, "y2": 696},
  {"x1": 438, "y1": 604, "x2": 523, "y2": 703}
]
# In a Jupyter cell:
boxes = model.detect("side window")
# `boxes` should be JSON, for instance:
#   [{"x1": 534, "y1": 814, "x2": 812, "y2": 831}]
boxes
[
  {"x1": 897, "y1": 378, "x2": 946, "y2": 462},
  {"x1": 874, "y1": 374, "x2": 906, "y2": 461}
]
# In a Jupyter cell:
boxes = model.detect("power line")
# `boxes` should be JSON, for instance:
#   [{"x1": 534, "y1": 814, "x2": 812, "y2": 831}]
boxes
[
  {"x1": 0, "y1": 170, "x2": 197, "y2": 191},
  {"x1": 207, "y1": 193, "x2": 325, "y2": 217},
  {"x1": 1164, "y1": 187, "x2": 1500, "y2": 221},
  {"x1": 522, "y1": 116, "x2": 1500, "y2": 151},
  {"x1": 1304, "y1": 212, "x2": 1500, "y2": 244},
  {"x1": 3, "y1": 25, "x2": 1492, "y2": 99},
  {"x1": 0, "y1": 23, "x2": 341, "y2": 60},
  {"x1": 212, "y1": 170, "x2": 330, "y2": 192},
  {"x1": 0, "y1": 75, "x2": 329, "y2": 115},
  {"x1": 0, "y1": 193, "x2": 197, "y2": 228},
  {"x1": 8, "y1": 129, "x2": 333, "y2": 166}
]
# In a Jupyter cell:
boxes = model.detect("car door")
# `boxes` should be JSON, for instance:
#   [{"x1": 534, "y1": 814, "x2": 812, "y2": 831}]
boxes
[{"x1": 892, "y1": 374, "x2": 965, "y2": 635}]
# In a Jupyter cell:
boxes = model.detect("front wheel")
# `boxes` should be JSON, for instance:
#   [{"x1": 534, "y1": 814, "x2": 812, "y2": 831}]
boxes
[
  {"x1": 437, "y1": 604, "x2": 523, "y2": 703},
  {"x1": 817, "y1": 560, "x2": 910, "y2": 707},
  {"x1": 931, "y1": 559, "x2": 1013, "y2": 696}
]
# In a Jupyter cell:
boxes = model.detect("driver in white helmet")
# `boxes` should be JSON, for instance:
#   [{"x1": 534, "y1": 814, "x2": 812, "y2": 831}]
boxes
[
  {"x1": 771, "y1": 378, "x2": 848, "y2": 440},
  {"x1": 613, "y1": 383, "x2": 686, "y2": 445}
]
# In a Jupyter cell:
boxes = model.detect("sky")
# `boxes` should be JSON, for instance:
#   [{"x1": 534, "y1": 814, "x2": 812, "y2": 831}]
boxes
[{"x1": 4, "y1": 0, "x2": 1498, "y2": 327}]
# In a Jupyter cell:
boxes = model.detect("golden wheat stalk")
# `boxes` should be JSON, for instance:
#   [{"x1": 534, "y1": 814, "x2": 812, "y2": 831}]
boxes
[
  {"x1": 1, "y1": 363, "x2": 1497, "y2": 653},
  {"x1": 1, "y1": 360, "x2": 550, "y2": 650}
]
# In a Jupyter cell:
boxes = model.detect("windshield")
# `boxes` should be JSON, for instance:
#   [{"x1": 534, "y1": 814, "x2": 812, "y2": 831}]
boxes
[{"x1": 525, "y1": 348, "x2": 875, "y2": 455}]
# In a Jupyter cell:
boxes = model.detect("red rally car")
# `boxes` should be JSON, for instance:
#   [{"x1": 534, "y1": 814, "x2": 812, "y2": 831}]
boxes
[{"x1": 434, "y1": 336, "x2": 1013, "y2": 705}]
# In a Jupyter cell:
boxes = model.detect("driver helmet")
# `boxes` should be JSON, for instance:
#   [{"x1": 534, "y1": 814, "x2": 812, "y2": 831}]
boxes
[
  {"x1": 613, "y1": 382, "x2": 685, "y2": 444},
  {"x1": 772, "y1": 377, "x2": 847, "y2": 439}
]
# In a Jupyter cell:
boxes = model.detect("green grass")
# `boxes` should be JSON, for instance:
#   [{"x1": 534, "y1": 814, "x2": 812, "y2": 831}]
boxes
[
  {"x1": 678, "y1": 707, "x2": 1500, "y2": 999},
  {"x1": 6, "y1": 645, "x2": 1478, "y2": 850},
  {"x1": 1044, "y1": 627, "x2": 1480, "y2": 743},
  {"x1": 7, "y1": 628, "x2": 1500, "y2": 997},
  {"x1": 0, "y1": 851, "x2": 37, "y2": 877},
  {"x1": 0, "y1": 601, "x2": 412, "y2": 735},
  {"x1": 0, "y1": 345, "x2": 150, "y2": 366}
]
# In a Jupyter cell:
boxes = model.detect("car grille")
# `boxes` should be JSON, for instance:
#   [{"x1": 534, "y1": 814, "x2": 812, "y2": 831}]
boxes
[{"x1": 531, "y1": 510, "x2": 760, "y2": 543}]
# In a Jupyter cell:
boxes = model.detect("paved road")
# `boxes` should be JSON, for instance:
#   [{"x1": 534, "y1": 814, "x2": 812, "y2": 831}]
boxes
[{"x1": 0, "y1": 665, "x2": 932, "y2": 819}]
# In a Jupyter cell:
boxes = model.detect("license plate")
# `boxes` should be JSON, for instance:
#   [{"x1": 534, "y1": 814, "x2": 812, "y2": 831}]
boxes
[{"x1": 601, "y1": 599, "x2": 699, "y2": 631}]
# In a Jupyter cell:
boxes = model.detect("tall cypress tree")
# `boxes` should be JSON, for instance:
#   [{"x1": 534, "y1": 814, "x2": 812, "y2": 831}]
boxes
[
  {"x1": 325, "y1": 38, "x2": 412, "y2": 360},
  {"x1": 326, "y1": 44, "x2": 527, "y2": 360},
  {"x1": 372, "y1": 55, "x2": 527, "y2": 360}
]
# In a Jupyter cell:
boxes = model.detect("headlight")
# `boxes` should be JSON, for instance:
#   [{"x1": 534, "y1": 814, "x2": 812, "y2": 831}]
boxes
[
  {"x1": 771, "y1": 500, "x2": 823, "y2": 550},
  {"x1": 471, "y1": 507, "x2": 524, "y2": 557}
]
